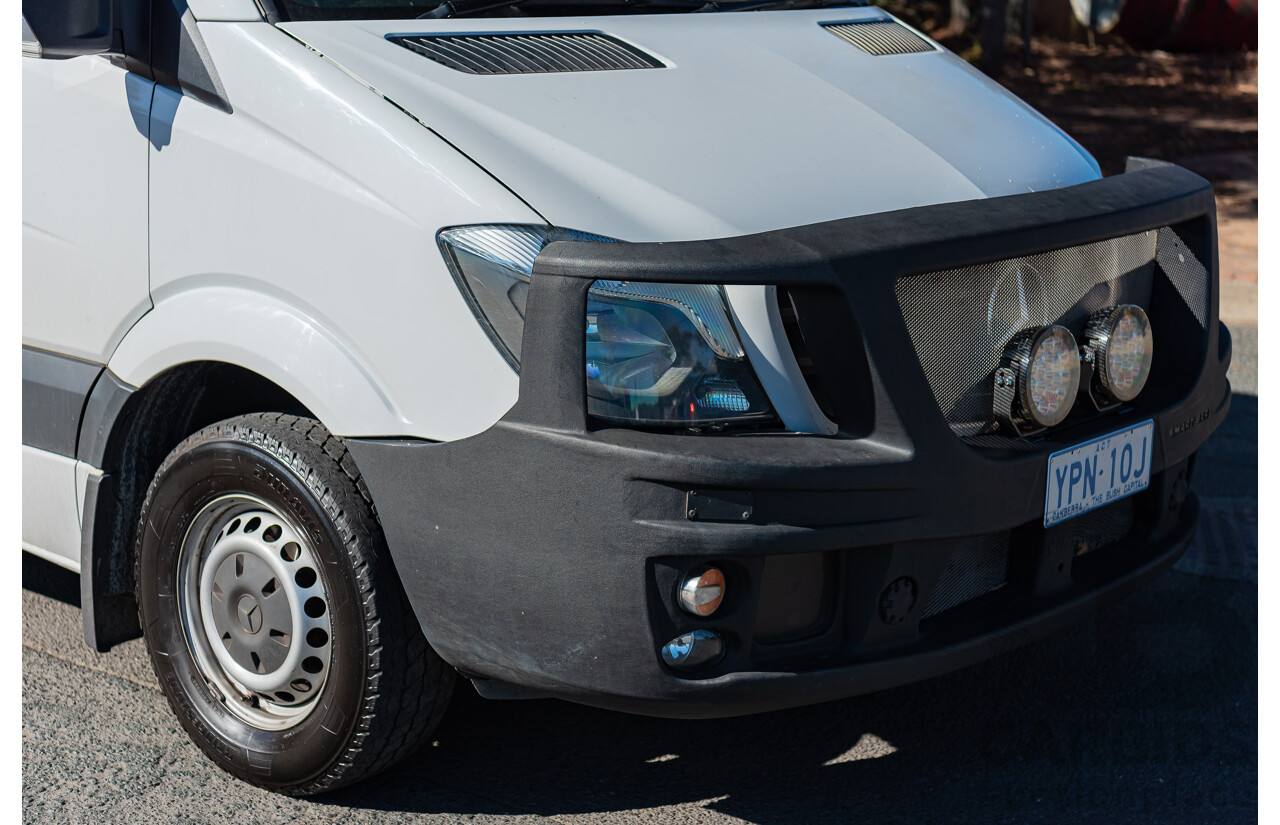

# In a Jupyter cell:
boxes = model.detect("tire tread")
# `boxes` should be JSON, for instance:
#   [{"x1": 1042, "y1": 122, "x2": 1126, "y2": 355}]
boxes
[{"x1": 135, "y1": 413, "x2": 453, "y2": 795}]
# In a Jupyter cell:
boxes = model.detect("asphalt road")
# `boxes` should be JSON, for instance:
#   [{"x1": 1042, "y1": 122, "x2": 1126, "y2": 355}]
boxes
[{"x1": 22, "y1": 326, "x2": 1258, "y2": 825}]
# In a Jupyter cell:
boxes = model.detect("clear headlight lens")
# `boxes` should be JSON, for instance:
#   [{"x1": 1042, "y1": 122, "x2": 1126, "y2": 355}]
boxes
[
  {"x1": 1085, "y1": 304, "x2": 1153, "y2": 403},
  {"x1": 439, "y1": 224, "x2": 776, "y2": 428},
  {"x1": 1000, "y1": 324, "x2": 1081, "y2": 430},
  {"x1": 1026, "y1": 326, "x2": 1080, "y2": 426}
]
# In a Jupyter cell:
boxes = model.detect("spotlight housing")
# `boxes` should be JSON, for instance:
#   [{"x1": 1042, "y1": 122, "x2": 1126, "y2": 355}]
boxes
[
  {"x1": 677, "y1": 567, "x2": 726, "y2": 617},
  {"x1": 995, "y1": 325, "x2": 1082, "y2": 431},
  {"x1": 660, "y1": 629, "x2": 725, "y2": 671},
  {"x1": 1083, "y1": 304, "x2": 1153, "y2": 404}
]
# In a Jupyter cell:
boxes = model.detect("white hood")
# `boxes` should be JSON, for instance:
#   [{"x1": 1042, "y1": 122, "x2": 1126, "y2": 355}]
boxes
[{"x1": 284, "y1": 9, "x2": 1100, "y2": 242}]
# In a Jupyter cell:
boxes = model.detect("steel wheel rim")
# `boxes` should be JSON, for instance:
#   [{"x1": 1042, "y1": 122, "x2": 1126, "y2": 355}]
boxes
[{"x1": 177, "y1": 494, "x2": 333, "y2": 731}]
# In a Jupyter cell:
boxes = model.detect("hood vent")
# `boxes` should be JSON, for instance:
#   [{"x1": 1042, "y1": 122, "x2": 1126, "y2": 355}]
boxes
[
  {"x1": 822, "y1": 21, "x2": 936, "y2": 56},
  {"x1": 388, "y1": 32, "x2": 663, "y2": 75}
]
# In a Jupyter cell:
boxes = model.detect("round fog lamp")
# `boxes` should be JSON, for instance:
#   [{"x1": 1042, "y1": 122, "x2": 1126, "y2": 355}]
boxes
[
  {"x1": 677, "y1": 567, "x2": 726, "y2": 617},
  {"x1": 660, "y1": 629, "x2": 725, "y2": 671},
  {"x1": 1084, "y1": 304, "x2": 1153, "y2": 403},
  {"x1": 1002, "y1": 325, "x2": 1081, "y2": 429}
]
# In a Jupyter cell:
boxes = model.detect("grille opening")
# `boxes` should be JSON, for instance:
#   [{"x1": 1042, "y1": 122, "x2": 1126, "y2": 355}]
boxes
[
  {"x1": 776, "y1": 286, "x2": 838, "y2": 423},
  {"x1": 389, "y1": 32, "x2": 664, "y2": 75},
  {"x1": 921, "y1": 534, "x2": 1011, "y2": 620},
  {"x1": 894, "y1": 227, "x2": 1211, "y2": 448},
  {"x1": 1066, "y1": 497, "x2": 1139, "y2": 582}
]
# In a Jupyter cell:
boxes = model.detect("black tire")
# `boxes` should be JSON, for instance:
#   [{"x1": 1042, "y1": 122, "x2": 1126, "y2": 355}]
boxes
[{"x1": 134, "y1": 413, "x2": 454, "y2": 795}]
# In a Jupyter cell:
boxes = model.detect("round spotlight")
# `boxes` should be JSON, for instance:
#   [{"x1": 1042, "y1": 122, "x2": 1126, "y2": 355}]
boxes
[
  {"x1": 1000, "y1": 325, "x2": 1081, "y2": 429},
  {"x1": 677, "y1": 567, "x2": 725, "y2": 617},
  {"x1": 660, "y1": 629, "x2": 725, "y2": 671},
  {"x1": 1084, "y1": 305, "x2": 1153, "y2": 403}
]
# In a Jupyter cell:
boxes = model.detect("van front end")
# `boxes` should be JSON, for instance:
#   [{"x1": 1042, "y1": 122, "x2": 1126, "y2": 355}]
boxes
[{"x1": 348, "y1": 161, "x2": 1229, "y2": 717}]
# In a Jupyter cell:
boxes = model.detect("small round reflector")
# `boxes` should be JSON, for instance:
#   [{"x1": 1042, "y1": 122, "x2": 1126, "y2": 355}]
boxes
[
  {"x1": 677, "y1": 567, "x2": 726, "y2": 617},
  {"x1": 660, "y1": 629, "x2": 725, "y2": 671},
  {"x1": 1002, "y1": 325, "x2": 1081, "y2": 429},
  {"x1": 1085, "y1": 304, "x2": 1153, "y2": 403}
]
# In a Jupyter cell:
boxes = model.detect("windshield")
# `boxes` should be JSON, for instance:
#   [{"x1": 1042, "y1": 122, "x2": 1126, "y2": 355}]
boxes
[{"x1": 269, "y1": 0, "x2": 863, "y2": 22}]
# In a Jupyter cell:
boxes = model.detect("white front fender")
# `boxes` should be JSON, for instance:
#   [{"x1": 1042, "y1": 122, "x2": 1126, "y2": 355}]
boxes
[{"x1": 109, "y1": 283, "x2": 408, "y2": 437}]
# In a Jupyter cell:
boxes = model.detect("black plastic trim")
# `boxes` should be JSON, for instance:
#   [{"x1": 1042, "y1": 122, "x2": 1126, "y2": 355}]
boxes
[
  {"x1": 80, "y1": 473, "x2": 142, "y2": 651},
  {"x1": 76, "y1": 370, "x2": 139, "y2": 468},
  {"x1": 22, "y1": 346, "x2": 104, "y2": 457},
  {"x1": 151, "y1": 0, "x2": 233, "y2": 113}
]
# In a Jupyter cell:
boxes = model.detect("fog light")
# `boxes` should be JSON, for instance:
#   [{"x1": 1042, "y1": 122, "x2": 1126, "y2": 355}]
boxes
[
  {"x1": 1084, "y1": 304, "x2": 1153, "y2": 403},
  {"x1": 677, "y1": 567, "x2": 726, "y2": 616},
  {"x1": 998, "y1": 325, "x2": 1081, "y2": 430},
  {"x1": 660, "y1": 629, "x2": 725, "y2": 670}
]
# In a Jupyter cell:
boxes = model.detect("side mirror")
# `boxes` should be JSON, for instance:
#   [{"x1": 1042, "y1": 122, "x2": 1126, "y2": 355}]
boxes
[{"x1": 22, "y1": 0, "x2": 116, "y2": 59}]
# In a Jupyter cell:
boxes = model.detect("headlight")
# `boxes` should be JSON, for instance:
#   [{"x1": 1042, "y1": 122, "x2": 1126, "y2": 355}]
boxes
[
  {"x1": 998, "y1": 325, "x2": 1081, "y2": 430},
  {"x1": 439, "y1": 224, "x2": 776, "y2": 428},
  {"x1": 1083, "y1": 304, "x2": 1153, "y2": 403}
]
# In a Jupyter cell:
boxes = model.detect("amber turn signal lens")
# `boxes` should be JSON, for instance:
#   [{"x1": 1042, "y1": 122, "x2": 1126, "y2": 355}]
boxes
[{"x1": 677, "y1": 567, "x2": 725, "y2": 617}]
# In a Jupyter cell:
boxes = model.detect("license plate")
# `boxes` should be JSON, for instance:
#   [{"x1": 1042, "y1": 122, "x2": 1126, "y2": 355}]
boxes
[{"x1": 1044, "y1": 421, "x2": 1154, "y2": 527}]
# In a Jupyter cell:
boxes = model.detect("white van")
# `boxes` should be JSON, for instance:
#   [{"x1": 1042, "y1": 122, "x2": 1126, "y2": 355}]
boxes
[{"x1": 23, "y1": 0, "x2": 1230, "y2": 794}]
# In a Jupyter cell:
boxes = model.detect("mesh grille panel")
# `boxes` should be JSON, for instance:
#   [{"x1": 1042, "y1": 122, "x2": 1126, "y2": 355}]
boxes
[
  {"x1": 922, "y1": 533, "x2": 1010, "y2": 619},
  {"x1": 389, "y1": 32, "x2": 663, "y2": 75},
  {"x1": 895, "y1": 231, "x2": 1160, "y2": 437},
  {"x1": 822, "y1": 21, "x2": 935, "y2": 55},
  {"x1": 1059, "y1": 497, "x2": 1137, "y2": 552},
  {"x1": 1156, "y1": 225, "x2": 1210, "y2": 326}
]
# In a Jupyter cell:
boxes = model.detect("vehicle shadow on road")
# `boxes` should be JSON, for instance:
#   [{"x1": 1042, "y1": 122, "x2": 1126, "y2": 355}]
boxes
[
  {"x1": 21, "y1": 551, "x2": 81, "y2": 607},
  {"x1": 319, "y1": 571, "x2": 1255, "y2": 823}
]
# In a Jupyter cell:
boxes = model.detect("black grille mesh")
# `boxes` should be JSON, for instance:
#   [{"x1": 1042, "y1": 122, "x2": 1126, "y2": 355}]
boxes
[
  {"x1": 389, "y1": 32, "x2": 663, "y2": 75},
  {"x1": 922, "y1": 533, "x2": 1010, "y2": 619},
  {"x1": 1058, "y1": 496, "x2": 1137, "y2": 553},
  {"x1": 895, "y1": 231, "x2": 1161, "y2": 437},
  {"x1": 1155, "y1": 225, "x2": 1211, "y2": 327},
  {"x1": 822, "y1": 21, "x2": 935, "y2": 55}
]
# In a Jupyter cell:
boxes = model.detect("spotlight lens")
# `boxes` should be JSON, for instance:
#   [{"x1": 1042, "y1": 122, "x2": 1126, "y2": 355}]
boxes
[
  {"x1": 660, "y1": 629, "x2": 725, "y2": 671},
  {"x1": 677, "y1": 567, "x2": 726, "y2": 617},
  {"x1": 1024, "y1": 326, "x2": 1081, "y2": 427},
  {"x1": 1097, "y1": 305, "x2": 1153, "y2": 402}
]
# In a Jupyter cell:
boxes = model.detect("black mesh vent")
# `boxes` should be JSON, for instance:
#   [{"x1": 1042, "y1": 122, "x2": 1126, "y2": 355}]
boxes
[
  {"x1": 895, "y1": 231, "x2": 1164, "y2": 438},
  {"x1": 922, "y1": 533, "x2": 1010, "y2": 619},
  {"x1": 1155, "y1": 225, "x2": 1211, "y2": 327},
  {"x1": 1059, "y1": 496, "x2": 1137, "y2": 554},
  {"x1": 822, "y1": 21, "x2": 936, "y2": 55},
  {"x1": 389, "y1": 32, "x2": 664, "y2": 75}
]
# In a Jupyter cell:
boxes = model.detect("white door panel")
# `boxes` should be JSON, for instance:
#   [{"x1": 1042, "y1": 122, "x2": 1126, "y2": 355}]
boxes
[
  {"x1": 22, "y1": 446, "x2": 84, "y2": 572},
  {"x1": 22, "y1": 57, "x2": 154, "y2": 363}
]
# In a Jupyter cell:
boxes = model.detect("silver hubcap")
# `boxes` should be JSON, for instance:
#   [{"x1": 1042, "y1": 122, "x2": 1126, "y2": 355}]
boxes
[{"x1": 178, "y1": 496, "x2": 333, "y2": 730}]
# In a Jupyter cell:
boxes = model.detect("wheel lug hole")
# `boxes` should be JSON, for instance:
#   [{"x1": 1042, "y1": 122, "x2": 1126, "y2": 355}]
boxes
[
  {"x1": 280, "y1": 542, "x2": 301, "y2": 562},
  {"x1": 295, "y1": 567, "x2": 317, "y2": 589},
  {"x1": 302, "y1": 656, "x2": 324, "y2": 674},
  {"x1": 290, "y1": 679, "x2": 312, "y2": 693},
  {"x1": 306, "y1": 628, "x2": 328, "y2": 648},
  {"x1": 262, "y1": 524, "x2": 282, "y2": 543},
  {"x1": 244, "y1": 516, "x2": 261, "y2": 534},
  {"x1": 304, "y1": 597, "x2": 326, "y2": 619}
]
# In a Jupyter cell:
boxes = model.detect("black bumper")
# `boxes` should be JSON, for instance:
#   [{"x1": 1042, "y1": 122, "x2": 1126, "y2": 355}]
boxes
[{"x1": 347, "y1": 162, "x2": 1230, "y2": 718}]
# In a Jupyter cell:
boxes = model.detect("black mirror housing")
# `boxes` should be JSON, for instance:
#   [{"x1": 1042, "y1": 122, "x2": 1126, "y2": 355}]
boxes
[{"x1": 23, "y1": 0, "x2": 116, "y2": 59}]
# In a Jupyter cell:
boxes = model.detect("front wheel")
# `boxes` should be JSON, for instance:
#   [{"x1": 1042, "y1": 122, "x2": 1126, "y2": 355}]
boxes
[{"x1": 135, "y1": 413, "x2": 454, "y2": 794}]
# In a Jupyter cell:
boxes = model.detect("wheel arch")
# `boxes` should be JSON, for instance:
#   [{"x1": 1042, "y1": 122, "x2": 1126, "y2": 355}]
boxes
[
  {"x1": 107, "y1": 283, "x2": 409, "y2": 439},
  {"x1": 80, "y1": 361, "x2": 323, "y2": 652}
]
